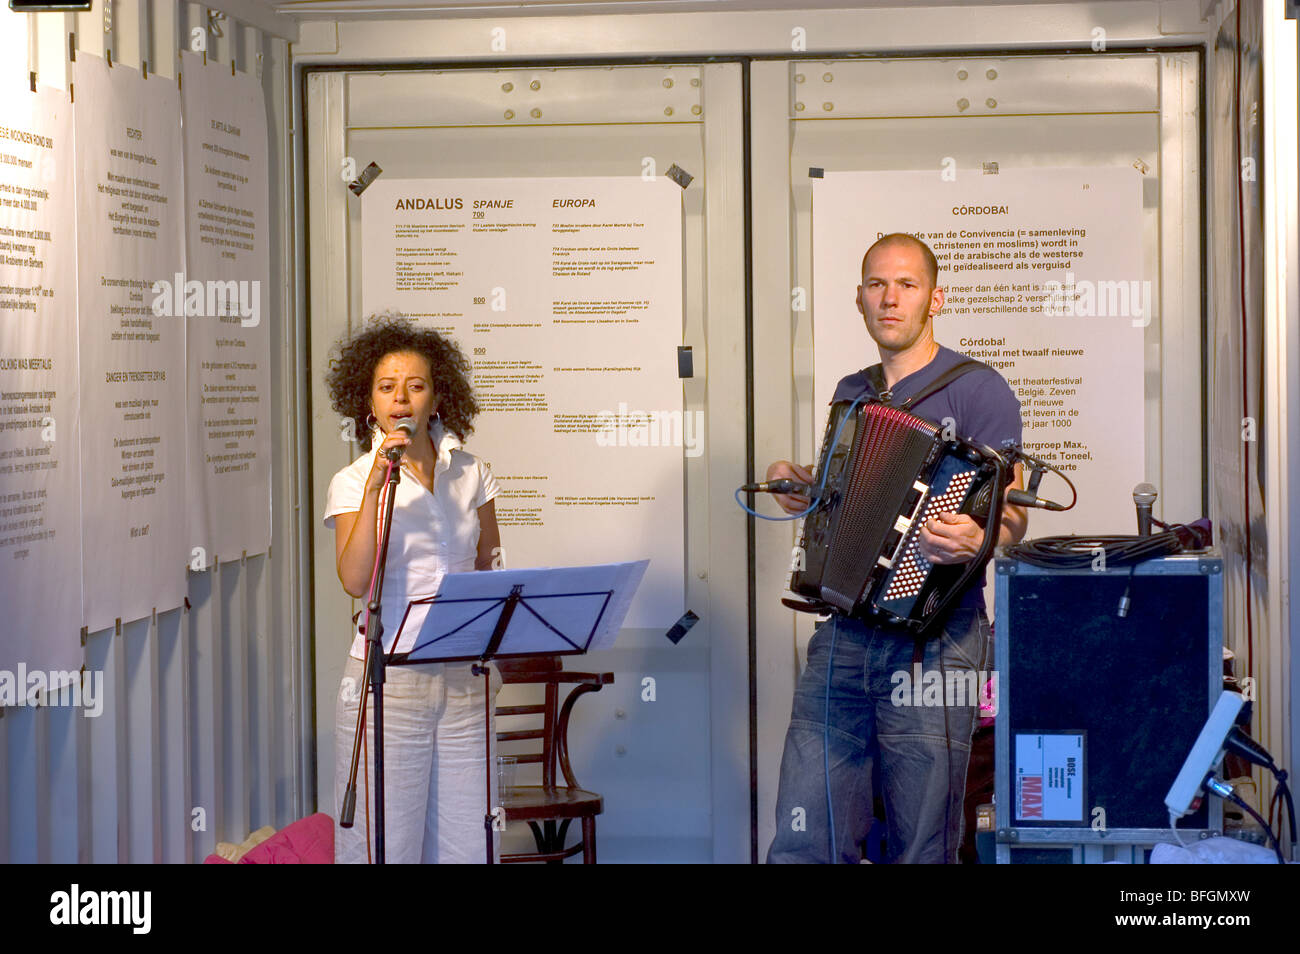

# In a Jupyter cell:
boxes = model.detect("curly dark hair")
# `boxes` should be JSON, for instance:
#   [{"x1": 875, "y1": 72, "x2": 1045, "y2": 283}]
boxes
[{"x1": 326, "y1": 314, "x2": 479, "y2": 451}]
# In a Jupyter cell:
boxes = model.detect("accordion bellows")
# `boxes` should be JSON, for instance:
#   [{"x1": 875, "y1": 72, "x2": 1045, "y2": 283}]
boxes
[{"x1": 790, "y1": 401, "x2": 1002, "y2": 630}]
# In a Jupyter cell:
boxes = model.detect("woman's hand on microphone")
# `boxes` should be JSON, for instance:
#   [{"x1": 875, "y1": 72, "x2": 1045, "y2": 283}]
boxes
[
  {"x1": 364, "y1": 432, "x2": 410, "y2": 493},
  {"x1": 766, "y1": 460, "x2": 814, "y2": 515}
]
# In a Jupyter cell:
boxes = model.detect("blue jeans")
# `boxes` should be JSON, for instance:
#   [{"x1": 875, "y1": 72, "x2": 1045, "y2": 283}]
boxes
[{"x1": 767, "y1": 607, "x2": 991, "y2": 864}]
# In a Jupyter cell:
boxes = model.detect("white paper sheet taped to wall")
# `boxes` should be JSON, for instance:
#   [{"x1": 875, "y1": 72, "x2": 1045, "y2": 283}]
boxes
[
  {"x1": 812, "y1": 168, "x2": 1147, "y2": 537},
  {"x1": 361, "y1": 176, "x2": 687, "y2": 627},
  {"x1": 74, "y1": 55, "x2": 187, "y2": 633},
  {"x1": 180, "y1": 51, "x2": 273, "y2": 569},
  {"x1": 0, "y1": 84, "x2": 82, "y2": 676}
]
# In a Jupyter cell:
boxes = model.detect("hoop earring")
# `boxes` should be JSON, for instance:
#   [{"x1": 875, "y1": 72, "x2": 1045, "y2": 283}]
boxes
[{"x1": 365, "y1": 413, "x2": 377, "y2": 429}]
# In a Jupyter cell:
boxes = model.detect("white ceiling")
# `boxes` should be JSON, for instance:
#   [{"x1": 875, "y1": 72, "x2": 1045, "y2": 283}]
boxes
[{"x1": 262, "y1": 0, "x2": 1114, "y2": 21}]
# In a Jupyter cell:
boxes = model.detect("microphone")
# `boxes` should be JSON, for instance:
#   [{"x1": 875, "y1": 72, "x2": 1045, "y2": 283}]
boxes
[
  {"x1": 1223, "y1": 727, "x2": 1276, "y2": 769},
  {"x1": 385, "y1": 418, "x2": 417, "y2": 462},
  {"x1": 1006, "y1": 489, "x2": 1066, "y2": 511},
  {"x1": 1133, "y1": 482, "x2": 1157, "y2": 536},
  {"x1": 740, "y1": 479, "x2": 813, "y2": 497}
]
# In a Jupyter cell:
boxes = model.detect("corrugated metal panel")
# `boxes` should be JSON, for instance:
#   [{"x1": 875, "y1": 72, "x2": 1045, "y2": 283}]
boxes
[{"x1": 0, "y1": 0, "x2": 306, "y2": 865}]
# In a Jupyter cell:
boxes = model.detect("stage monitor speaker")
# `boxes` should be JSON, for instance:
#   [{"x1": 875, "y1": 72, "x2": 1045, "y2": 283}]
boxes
[{"x1": 993, "y1": 552, "x2": 1223, "y2": 862}]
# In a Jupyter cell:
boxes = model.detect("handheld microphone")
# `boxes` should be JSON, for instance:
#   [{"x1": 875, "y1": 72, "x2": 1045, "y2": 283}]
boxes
[
  {"x1": 385, "y1": 418, "x2": 417, "y2": 462},
  {"x1": 740, "y1": 479, "x2": 813, "y2": 497},
  {"x1": 1133, "y1": 482, "x2": 1157, "y2": 536}
]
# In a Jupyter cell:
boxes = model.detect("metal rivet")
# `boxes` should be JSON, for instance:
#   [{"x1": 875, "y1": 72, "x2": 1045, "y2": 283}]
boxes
[
  {"x1": 986, "y1": 97, "x2": 997, "y2": 108},
  {"x1": 529, "y1": 80, "x2": 541, "y2": 91},
  {"x1": 501, "y1": 82, "x2": 513, "y2": 92},
  {"x1": 957, "y1": 69, "x2": 969, "y2": 80},
  {"x1": 822, "y1": 72, "x2": 833, "y2": 83},
  {"x1": 664, "y1": 106, "x2": 673, "y2": 116},
  {"x1": 690, "y1": 104, "x2": 702, "y2": 115},
  {"x1": 530, "y1": 107, "x2": 541, "y2": 118},
  {"x1": 795, "y1": 102, "x2": 805, "y2": 111},
  {"x1": 504, "y1": 109, "x2": 515, "y2": 119},
  {"x1": 957, "y1": 98, "x2": 970, "y2": 111},
  {"x1": 663, "y1": 77, "x2": 673, "y2": 88},
  {"x1": 794, "y1": 73, "x2": 805, "y2": 83},
  {"x1": 986, "y1": 68, "x2": 998, "y2": 80},
  {"x1": 823, "y1": 102, "x2": 833, "y2": 111}
]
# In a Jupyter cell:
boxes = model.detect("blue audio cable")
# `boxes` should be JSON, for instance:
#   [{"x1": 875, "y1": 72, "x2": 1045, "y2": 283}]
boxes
[{"x1": 733, "y1": 396, "x2": 866, "y2": 522}]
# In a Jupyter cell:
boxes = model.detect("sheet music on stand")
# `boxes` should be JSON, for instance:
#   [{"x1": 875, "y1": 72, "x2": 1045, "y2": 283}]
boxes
[{"x1": 389, "y1": 560, "x2": 649, "y2": 665}]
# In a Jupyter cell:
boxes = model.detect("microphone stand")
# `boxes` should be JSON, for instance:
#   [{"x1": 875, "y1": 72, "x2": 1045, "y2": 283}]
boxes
[
  {"x1": 471, "y1": 583, "x2": 524, "y2": 864},
  {"x1": 339, "y1": 452, "x2": 402, "y2": 863}
]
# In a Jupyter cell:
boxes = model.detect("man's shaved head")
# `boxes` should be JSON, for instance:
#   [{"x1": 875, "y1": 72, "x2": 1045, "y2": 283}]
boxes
[{"x1": 861, "y1": 233, "x2": 939, "y2": 288}]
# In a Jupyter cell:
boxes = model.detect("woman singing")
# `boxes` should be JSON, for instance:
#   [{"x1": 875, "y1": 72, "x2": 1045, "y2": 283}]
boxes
[{"x1": 323, "y1": 315, "x2": 502, "y2": 863}]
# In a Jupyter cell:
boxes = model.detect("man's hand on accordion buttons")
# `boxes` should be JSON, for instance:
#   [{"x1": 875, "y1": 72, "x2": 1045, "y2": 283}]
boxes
[
  {"x1": 765, "y1": 460, "x2": 814, "y2": 515},
  {"x1": 919, "y1": 512, "x2": 982, "y2": 564}
]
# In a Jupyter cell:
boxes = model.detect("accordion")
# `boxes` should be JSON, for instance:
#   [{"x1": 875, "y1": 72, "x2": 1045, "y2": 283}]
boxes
[{"x1": 788, "y1": 399, "x2": 1007, "y2": 632}]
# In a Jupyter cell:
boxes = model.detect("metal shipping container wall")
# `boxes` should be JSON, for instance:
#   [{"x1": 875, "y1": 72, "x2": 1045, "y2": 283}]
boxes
[{"x1": 0, "y1": 0, "x2": 306, "y2": 864}]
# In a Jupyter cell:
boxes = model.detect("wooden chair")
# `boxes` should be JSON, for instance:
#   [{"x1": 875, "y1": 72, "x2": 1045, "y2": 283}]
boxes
[{"x1": 494, "y1": 655, "x2": 614, "y2": 863}]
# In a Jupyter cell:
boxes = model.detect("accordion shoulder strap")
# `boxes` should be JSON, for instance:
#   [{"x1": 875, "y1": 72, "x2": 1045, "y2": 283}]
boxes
[{"x1": 865, "y1": 358, "x2": 988, "y2": 410}]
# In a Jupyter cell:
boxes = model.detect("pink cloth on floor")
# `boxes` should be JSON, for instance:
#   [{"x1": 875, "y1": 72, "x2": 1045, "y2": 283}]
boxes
[{"x1": 202, "y1": 813, "x2": 335, "y2": 864}]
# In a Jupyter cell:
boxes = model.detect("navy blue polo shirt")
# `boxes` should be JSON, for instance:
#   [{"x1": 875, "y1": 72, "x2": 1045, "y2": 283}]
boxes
[{"x1": 829, "y1": 344, "x2": 1023, "y2": 612}]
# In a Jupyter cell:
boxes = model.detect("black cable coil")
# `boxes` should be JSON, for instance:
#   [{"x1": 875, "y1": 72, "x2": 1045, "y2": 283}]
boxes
[{"x1": 1004, "y1": 523, "x2": 1210, "y2": 569}]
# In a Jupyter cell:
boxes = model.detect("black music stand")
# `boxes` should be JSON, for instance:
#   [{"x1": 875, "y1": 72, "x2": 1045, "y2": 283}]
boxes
[{"x1": 389, "y1": 560, "x2": 648, "y2": 864}]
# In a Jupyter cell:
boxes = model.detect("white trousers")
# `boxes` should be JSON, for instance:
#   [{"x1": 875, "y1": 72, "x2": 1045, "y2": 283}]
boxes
[{"x1": 333, "y1": 654, "x2": 501, "y2": 864}]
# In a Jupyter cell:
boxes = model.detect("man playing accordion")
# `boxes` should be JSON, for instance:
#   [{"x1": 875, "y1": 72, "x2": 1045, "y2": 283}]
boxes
[{"x1": 766, "y1": 233, "x2": 1028, "y2": 864}]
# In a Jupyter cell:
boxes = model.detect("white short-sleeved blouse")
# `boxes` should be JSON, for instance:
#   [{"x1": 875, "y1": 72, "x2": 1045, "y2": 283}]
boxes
[{"x1": 323, "y1": 420, "x2": 500, "y2": 659}]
